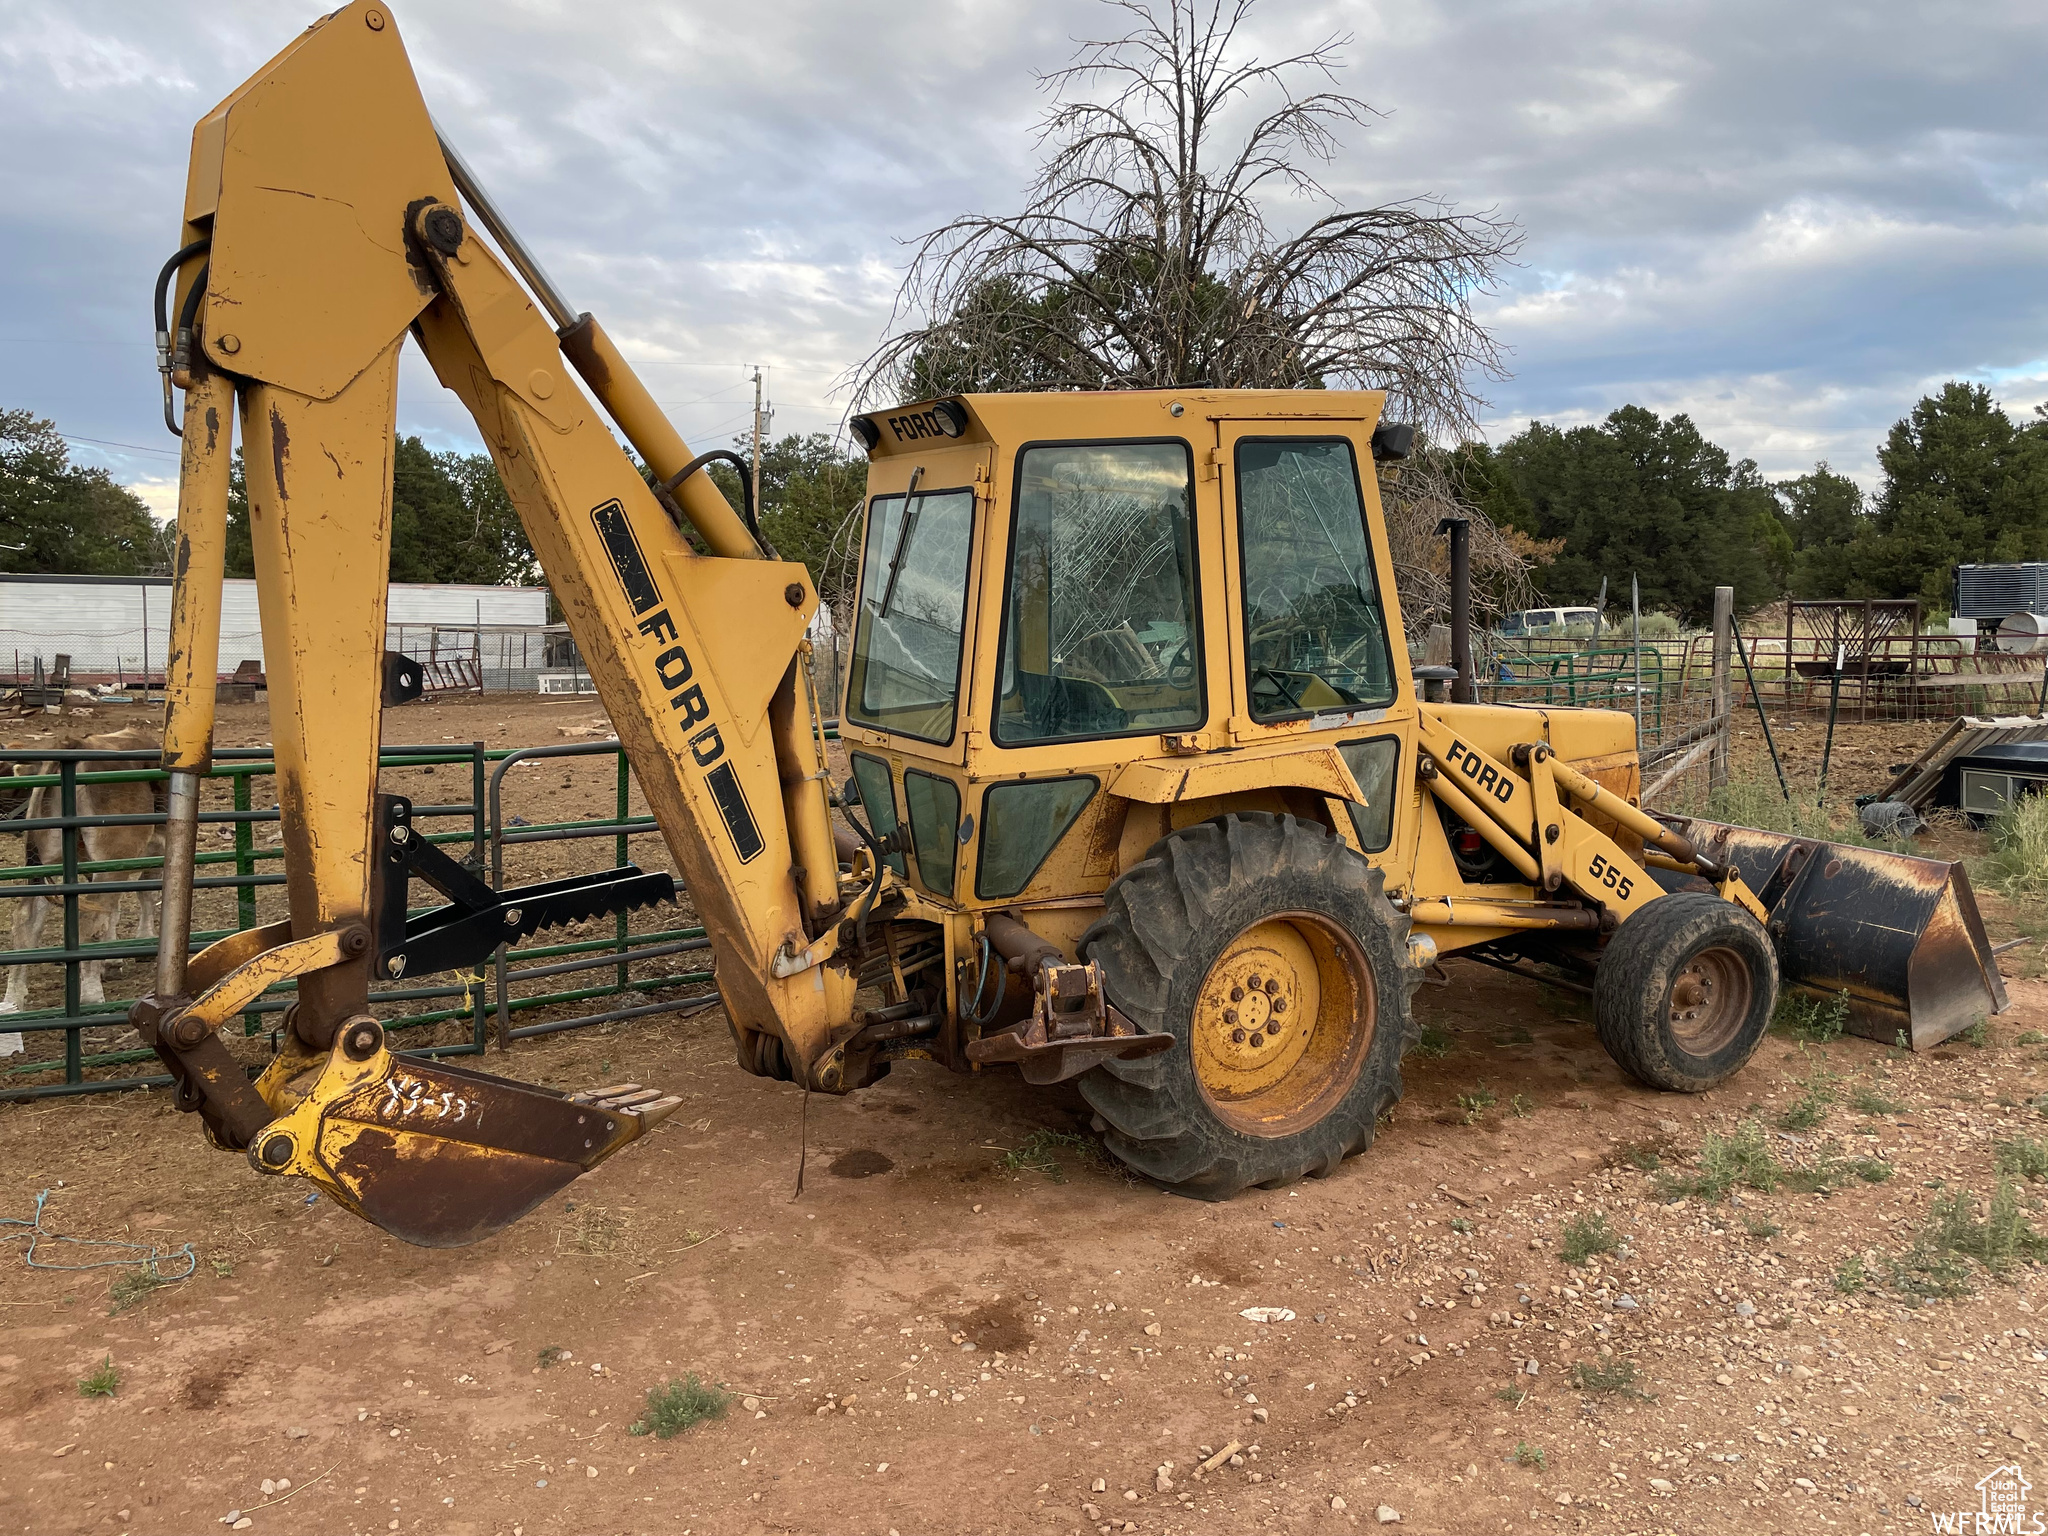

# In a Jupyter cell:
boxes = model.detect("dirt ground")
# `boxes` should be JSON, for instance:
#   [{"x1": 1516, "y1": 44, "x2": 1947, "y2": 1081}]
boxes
[{"x1": 3, "y1": 697, "x2": 2046, "y2": 1536}]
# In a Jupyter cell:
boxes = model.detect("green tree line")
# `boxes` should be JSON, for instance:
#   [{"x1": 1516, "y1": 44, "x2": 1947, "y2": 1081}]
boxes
[
  {"x1": 1470, "y1": 383, "x2": 2048, "y2": 621},
  {"x1": 0, "y1": 410, "x2": 164, "y2": 574}
]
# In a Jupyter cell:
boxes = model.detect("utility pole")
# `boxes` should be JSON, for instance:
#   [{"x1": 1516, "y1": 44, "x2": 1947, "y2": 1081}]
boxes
[{"x1": 749, "y1": 367, "x2": 770, "y2": 525}]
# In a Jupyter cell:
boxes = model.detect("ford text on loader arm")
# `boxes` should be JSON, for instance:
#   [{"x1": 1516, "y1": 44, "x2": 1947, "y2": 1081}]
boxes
[{"x1": 140, "y1": 2, "x2": 2007, "y2": 1248}]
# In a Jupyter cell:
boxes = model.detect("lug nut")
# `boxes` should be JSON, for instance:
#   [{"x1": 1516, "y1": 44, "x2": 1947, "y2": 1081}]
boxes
[
  {"x1": 1223, "y1": 1008, "x2": 1238, "y2": 1025},
  {"x1": 1247, "y1": 974, "x2": 1261, "y2": 990},
  {"x1": 1231, "y1": 1029, "x2": 1246, "y2": 1044},
  {"x1": 1230, "y1": 986, "x2": 1244, "y2": 1002},
  {"x1": 1271, "y1": 997, "x2": 1288, "y2": 1014}
]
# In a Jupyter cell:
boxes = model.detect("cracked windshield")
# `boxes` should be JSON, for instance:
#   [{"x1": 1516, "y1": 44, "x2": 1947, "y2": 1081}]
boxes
[
  {"x1": 846, "y1": 485, "x2": 975, "y2": 741},
  {"x1": 1237, "y1": 438, "x2": 1395, "y2": 721},
  {"x1": 997, "y1": 442, "x2": 1203, "y2": 744}
]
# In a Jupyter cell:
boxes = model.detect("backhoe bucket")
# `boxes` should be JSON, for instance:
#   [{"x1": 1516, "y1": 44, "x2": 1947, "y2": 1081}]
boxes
[{"x1": 1666, "y1": 817, "x2": 2008, "y2": 1051}]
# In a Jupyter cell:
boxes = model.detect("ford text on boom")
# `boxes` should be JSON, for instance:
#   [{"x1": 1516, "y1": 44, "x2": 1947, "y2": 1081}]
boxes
[{"x1": 1443, "y1": 740, "x2": 1517, "y2": 804}]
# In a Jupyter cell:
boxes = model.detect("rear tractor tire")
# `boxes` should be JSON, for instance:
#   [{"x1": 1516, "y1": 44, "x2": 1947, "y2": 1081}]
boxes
[
  {"x1": 1078, "y1": 813, "x2": 1421, "y2": 1199},
  {"x1": 1593, "y1": 891, "x2": 1777, "y2": 1093}
]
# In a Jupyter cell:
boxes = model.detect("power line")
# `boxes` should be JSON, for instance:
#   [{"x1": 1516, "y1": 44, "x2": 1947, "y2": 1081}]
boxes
[{"x1": 55, "y1": 432, "x2": 180, "y2": 461}]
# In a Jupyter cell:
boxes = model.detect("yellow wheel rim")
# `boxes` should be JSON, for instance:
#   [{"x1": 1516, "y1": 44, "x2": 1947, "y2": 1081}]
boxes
[{"x1": 1191, "y1": 912, "x2": 1375, "y2": 1137}]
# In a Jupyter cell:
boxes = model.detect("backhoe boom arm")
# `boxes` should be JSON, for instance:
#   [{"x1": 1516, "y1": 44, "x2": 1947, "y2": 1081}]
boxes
[{"x1": 140, "y1": 1, "x2": 852, "y2": 1245}]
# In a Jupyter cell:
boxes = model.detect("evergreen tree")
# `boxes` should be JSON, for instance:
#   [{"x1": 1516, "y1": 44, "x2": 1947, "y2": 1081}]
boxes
[
  {"x1": 1775, "y1": 464, "x2": 1864, "y2": 598},
  {"x1": 1486, "y1": 406, "x2": 1786, "y2": 620},
  {"x1": 1843, "y1": 382, "x2": 2048, "y2": 607}
]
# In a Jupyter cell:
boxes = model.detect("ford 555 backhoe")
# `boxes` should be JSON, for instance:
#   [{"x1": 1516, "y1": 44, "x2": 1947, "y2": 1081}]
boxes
[{"x1": 133, "y1": 1, "x2": 2007, "y2": 1248}]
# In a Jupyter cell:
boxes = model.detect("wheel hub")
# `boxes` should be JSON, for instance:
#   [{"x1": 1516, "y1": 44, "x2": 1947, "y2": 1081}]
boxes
[
  {"x1": 1190, "y1": 912, "x2": 1375, "y2": 1137},
  {"x1": 1667, "y1": 945, "x2": 1751, "y2": 1056}
]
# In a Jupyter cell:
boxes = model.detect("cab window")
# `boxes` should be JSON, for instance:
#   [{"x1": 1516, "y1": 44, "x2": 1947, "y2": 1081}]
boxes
[
  {"x1": 995, "y1": 441, "x2": 1202, "y2": 745},
  {"x1": 1235, "y1": 438, "x2": 1395, "y2": 721},
  {"x1": 845, "y1": 486, "x2": 975, "y2": 742}
]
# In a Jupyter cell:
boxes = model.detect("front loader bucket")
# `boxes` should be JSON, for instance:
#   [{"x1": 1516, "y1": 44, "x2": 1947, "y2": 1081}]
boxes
[{"x1": 1665, "y1": 817, "x2": 2008, "y2": 1051}]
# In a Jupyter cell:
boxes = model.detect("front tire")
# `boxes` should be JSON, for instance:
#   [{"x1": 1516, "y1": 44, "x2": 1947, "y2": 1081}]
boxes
[
  {"x1": 1593, "y1": 891, "x2": 1777, "y2": 1092},
  {"x1": 1079, "y1": 813, "x2": 1420, "y2": 1199}
]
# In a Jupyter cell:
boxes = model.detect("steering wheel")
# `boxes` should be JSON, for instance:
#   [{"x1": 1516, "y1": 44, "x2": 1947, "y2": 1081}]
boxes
[{"x1": 1160, "y1": 637, "x2": 1197, "y2": 687}]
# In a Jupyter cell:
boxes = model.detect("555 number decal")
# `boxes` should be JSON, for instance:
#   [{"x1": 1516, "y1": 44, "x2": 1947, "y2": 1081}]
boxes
[{"x1": 1586, "y1": 853, "x2": 1635, "y2": 901}]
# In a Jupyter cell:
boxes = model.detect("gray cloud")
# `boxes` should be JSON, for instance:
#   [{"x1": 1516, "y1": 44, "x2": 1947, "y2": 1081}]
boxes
[{"x1": 3, "y1": 0, "x2": 2043, "y2": 509}]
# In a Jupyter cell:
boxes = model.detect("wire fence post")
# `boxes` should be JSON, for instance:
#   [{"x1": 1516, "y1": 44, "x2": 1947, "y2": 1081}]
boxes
[
  {"x1": 59, "y1": 760, "x2": 80, "y2": 1086},
  {"x1": 615, "y1": 746, "x2": 630, "y2": 994},
  {"x1": 1709, "y1": 585, "x2": 1733, "y2": 792},
  {"x1": 470, "y1": 741, "x2": 489, "y2": 1051}
]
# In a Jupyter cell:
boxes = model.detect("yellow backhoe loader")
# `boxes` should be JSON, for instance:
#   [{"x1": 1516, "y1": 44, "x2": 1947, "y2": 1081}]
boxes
[{"x1": 134, "y1": 2, "x2": 2008, "y2": 1247}]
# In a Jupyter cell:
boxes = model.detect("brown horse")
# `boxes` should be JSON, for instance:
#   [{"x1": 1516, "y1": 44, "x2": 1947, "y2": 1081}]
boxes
[{"x1": 1, "y1": 727, "x2": 165, "y2": 1015}]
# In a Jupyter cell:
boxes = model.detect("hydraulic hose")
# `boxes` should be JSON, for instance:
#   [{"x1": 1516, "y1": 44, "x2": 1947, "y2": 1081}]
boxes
[
  {"x1": 659, "y1": 449, "x2": 762, "y2": 548},
  {"x1": 839, "y1": 776, "x2": 888, "y2": 951},
  {"x1": 961, "y1": 932, "x2": 1008, "y2": 1026},
  {"x1": 153, "y1": 239, "x2": 210, "y2": 437}
]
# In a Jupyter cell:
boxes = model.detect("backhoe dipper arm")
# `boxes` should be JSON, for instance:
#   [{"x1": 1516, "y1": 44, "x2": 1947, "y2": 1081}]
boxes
[{"x1": 138, "y1": 1, "x2": 852, "y2": 1246}]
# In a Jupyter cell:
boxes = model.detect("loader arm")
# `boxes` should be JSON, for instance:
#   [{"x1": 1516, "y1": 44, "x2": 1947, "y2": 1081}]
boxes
[{"x1": 137, "y1": 1, "x2": 861, "y2": 1246}]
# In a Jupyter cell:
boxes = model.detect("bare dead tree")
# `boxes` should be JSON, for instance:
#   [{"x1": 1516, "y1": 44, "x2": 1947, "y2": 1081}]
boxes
[
  {"x1": 1378, "y1": 453, "x2": 1544, "y2": 647},
  {"x1": 855, "y1": 0, "x2": 1520, "y2": 438}
]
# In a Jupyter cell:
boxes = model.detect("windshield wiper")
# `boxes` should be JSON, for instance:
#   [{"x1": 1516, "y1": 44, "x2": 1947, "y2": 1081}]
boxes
[{"x1": 875, "y1": 465, "x2": 925, "y2": 620}]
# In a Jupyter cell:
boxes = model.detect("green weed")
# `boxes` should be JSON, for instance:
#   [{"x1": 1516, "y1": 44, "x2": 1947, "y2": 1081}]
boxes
[
  {"x1": 107, "y1": 1269, "x2": 168, "y2": 1316},
  {"x1": 1774, "y1": 990, "x2": 1849, "y2": 1044},
  {"x1": 209, "y1": 1258, "x2": 233, "y2": 1279},
  {"x1": 537, "y1": 1345, "x2": 566, "y2": 1369},
  {"x1": 1513, "y1": 1440, "x2": 1546, "y2": 1467},
  {"x1": 1928, "y1": 1181, "x2": 2048, "y2": 1278},
  {"x1": 1656, "y1": 1120, "x2": 1779, "y2": 1202},
  {"x1": 1850, "y1": 1082, "x2": 1905, "y2": 1116},
  {"x1": 1741, "y1": 1213, "x2": 1782, "y2": 1239},
  {"x1": 629, "y1": 1374, "x2": 733, "y2": 1439},
  {"x1": 1495, "y1": 1384, "x2": 1529, "y2": 1407},
  {"x1": 1774, "y1": 1051, "x2": 1842, "y2": 1132},
  {"x1": 1983, "y1": 791, "x2": 2048, "y2": 898},
  {"x1": 1851, "y1": 1157, "x2": 1894, "y2": 1184},
  {"x1": 2018, "y1": 1031, "x2": 2047, "y2": 1047},
  {"x1": 1617, "y1": 1145, "x2": 1662, "y2": 1172},
  {"x1": 999, "y1": 1128, "x2": 1099, "y2": 1182},
  {"x1": 1833, "y1": 1254, "x2": 1868, "y2": 1294},
  {"x1": 1457, "y1": 1084, "x2": 1498, "y2": 1124},
  {"x1": 78, "y1": 1356, "x2": 118, "y2": 1398},
  {"x1": 1509, "y1": 1093, "x2": 1536, "y2": 1119},
  {"x1": 1568, "y1": 1357, "x2": 1649, "y2": 1398},
  {"x1": 1414, "y1": 1023, "x2": 1455, "y2": 1060},
  {"x1": 1450, "y1": 1217, "x2": 1474, "y2": 1235},
  {"x1": 1994, "y1": 1136, "x2": 2048, "y2": 1180},
  {"x1": 1964, "y1": 1018, "x2": 1990, "y2": 1049},
  {"x1": 1558, "y1": 1212, "x2": 1620, "y2": 1266}
]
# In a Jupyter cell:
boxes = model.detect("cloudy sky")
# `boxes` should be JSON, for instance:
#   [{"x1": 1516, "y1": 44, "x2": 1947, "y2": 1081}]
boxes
[{"x1": 4, "y1": 0, "x2": 2045, "y2": 516}]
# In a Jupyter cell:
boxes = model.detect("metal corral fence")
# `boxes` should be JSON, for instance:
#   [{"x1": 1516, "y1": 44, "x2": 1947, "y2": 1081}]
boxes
[{"x1": 0, "y1": 740, "x2": 720, "y2": 1102}]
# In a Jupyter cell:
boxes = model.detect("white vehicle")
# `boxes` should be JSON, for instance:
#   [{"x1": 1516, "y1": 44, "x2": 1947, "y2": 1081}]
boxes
[{"x1": 1499, "y1": 606, "x2": 1600, "y2": 638}]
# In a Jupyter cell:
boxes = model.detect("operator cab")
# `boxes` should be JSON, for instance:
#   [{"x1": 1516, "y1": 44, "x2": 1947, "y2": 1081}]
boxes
[{"x1": 838, "y1": 391, "x2": 1414, "y2": 912}]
